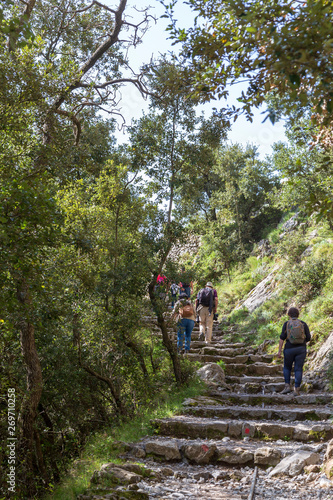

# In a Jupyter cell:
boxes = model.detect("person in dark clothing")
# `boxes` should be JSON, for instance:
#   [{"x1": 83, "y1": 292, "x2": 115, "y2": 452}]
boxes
[
  {"x1": 277, "y1": 307, "x2": 311, "y2": 396},
  {"x1": 178, "y1": 267, "x2": 193, "y2": 298}
]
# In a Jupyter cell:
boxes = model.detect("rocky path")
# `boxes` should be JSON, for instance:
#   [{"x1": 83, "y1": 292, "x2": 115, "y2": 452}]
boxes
[{"x1": 78, "y1": 319, "x2": 333, "y2": 500}]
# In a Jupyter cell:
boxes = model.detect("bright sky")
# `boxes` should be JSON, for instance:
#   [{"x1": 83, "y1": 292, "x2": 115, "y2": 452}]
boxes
[{"x1": 113, "y1": 0, "x2": 287, "y2": 158}]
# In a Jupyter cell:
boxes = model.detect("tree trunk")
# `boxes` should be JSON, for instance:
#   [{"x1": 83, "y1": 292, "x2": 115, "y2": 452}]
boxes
[
  {"x1": 124, "y1": 339, "x2": 150, "y2": 379},
  {"x1": 148, "y1": 281, "x2": 183, "y2": 385},
  {"x1": 17, "y1": 285, "x2": 43, "y2": 496},
  {"x1": 33, "y1": 429, "x2": 49, "y2": 486},
  {"x1": 38, "y1": 403, "x2": 60, "y2": 482}
]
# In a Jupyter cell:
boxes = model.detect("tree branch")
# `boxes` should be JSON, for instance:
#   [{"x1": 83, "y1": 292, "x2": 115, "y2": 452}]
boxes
[
  {"x1": 8, "y1": 0, "x2": 36, "y2": 53},
  {"x1": 43, "y1": 0, "x2": 129, "y2": 144},
  {"x1": 74, "y1": 76, "x2": 151, "y2": 97},
  {"x1": 60, "y1": 0, "x2": 117, "y2": 16},
  {"x1": 55, "y1": 109, "x2": 81, "y2": 146}
]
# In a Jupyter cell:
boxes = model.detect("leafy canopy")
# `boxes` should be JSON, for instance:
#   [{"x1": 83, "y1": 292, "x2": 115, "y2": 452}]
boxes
[{"x1": 164, "y1": 0, "x2": 333, "y2": 125}]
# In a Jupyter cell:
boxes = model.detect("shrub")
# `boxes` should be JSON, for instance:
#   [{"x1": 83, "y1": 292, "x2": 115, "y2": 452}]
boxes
[
  {"x1": 278, "y1": 231, "x2": 308, "y2": 264},
  {"x1": 216, "y1": 359, "x2": 226, "y2": 370},
  {"x1": 295, "y1": 256, "x2": 333, "y2": 299},
  {"x1": 229, "y1": 307, "x2": 249, "y2": 324}
]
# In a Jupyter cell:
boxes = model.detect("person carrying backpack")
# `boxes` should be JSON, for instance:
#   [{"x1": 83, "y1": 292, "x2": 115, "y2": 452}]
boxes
[
  {"x1": 178, "y1": 266, "x2": 193, "y2": 298},
  {"x1": 195, "y1": 282, "x2": 218, "y2": 343},
  {"x1": 173, "y1": 293, "x2": 196, "y2": 354},
  {"x1": 277, "y1": 307, "x2": 311, "y2": 396},
  {"x1": 170, "y1": 282, "x2": 179, "y2": 308}
]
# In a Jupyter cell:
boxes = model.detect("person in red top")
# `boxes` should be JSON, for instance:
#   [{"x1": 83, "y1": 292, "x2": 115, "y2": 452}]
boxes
[
  {"x1": 155, "y1": 274, "x2": 168, "y2": 301},
  {"x1": 156, "y1": 274, "x2": 167, "y2": 284}
]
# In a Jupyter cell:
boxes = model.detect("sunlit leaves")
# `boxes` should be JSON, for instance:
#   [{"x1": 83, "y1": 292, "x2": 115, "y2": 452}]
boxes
[{"x1": 163, "y1": 0, "x2": 333, "y2": 127}]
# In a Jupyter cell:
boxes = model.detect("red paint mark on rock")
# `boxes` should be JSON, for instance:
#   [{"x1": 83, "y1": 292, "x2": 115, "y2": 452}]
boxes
[
  {"x1": 201, "y1": 444, "x2": 209, "y2": 452},
  {"x1": 245, "y1": 428, "x2": 250, "y2": 434}
]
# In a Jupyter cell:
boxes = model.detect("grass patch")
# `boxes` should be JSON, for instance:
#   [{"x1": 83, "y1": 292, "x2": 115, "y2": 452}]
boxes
[{"x1": 45, "y1": 377, "x2": 205, "y2": 500}]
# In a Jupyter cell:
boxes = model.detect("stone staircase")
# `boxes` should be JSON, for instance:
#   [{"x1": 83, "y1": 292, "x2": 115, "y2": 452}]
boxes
[{"x1": 78, "y1": 318, "x2": 333, "y2": 499}]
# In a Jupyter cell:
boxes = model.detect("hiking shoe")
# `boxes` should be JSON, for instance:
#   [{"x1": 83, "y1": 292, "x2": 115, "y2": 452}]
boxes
[
  {"x1": 293, "y1": 387, "x2": 300, "y2": 396},
  {"x1": 281, "y1": 384, "x2": 292, "y2": 394}
]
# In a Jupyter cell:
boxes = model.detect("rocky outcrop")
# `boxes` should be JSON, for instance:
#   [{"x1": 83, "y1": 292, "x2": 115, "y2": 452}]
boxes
[
  {"x1": 269, "y1": 450, "x2": 320, "y2": 477},
  {"x1": 308, "y1": 330, "x2": 333, "y2": 372},
  {"x1": 235, "y1": 267, "x2": 280, "y2": 313}
]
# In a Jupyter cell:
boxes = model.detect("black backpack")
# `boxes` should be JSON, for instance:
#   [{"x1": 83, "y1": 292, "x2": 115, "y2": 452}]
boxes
[{"x1": 198, "y1": 287, "x2": 213, "y2": 307}]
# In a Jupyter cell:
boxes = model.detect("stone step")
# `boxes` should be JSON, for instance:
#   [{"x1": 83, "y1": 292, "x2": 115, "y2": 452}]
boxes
[
  {"x1": 224, "y1": 362, "x2": 282, "y2": 376},
  {"x1": 188, "y1": 349, "x2": 254, "y2": 358},
  {"x1": 225, "y1": 375, "x2": 286, "y2": 385},
  {"x1": 182, "y1": 404, "x2": 332, "y2": 422},
  {"x1": 151, "y1": 415, "x2": 333, "y2": 442},
  {"x1": 185, "y1": 354, "x2": 275, "y2": 365},
  {"x1": 128, "y1": 435, "x2": 326, "y2": 467},
  {"x1": 229, "y1": 381, "x2": 286, "y2": 394},
  {"x1": 171, "y1": 341, "x2": 248, "y2": 351},
  {"x1": 186, "y1": 341, "x2": 247, "y2": 349},
  {"x1": 190, "y1": 346, "x2": 256, "y2": 356},
  {"x1": 205, "y1": 391, "x2": 333, "y2": 406}
]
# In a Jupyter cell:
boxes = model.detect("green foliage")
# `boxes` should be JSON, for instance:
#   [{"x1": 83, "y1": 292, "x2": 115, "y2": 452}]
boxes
[
  {"x1": 164, "y1": 0, "x2": 333, "y2": 128},
  {"x1": 216, "y1": 359, "x2": 226, "y2": 370},
  {"x1": 294, "y1": 256, "x2": 333, "y2": 301},
  {"x1": 228, "y1": 307, "x2": 249, "y2": 324},
  {"x1": 277, "y1": 230, "x2": 308, "y2": 265},
  {"x1": 127, "y1": 58, "x2": 228, "y2": 223},
  {"x1": 269, "y1": 128, "x2": 333, "y2": 229}
]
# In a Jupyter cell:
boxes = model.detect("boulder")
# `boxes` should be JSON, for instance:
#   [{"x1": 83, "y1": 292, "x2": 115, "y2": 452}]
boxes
[
  {"x1": 228, "y1": 421, "x2": 243, "y2": 438},
  {"x1": 323, "y1": 438, "x2": 333, "y2": 479},
  {"x1": 217, "y1": 447, "x2": 254, "y2": 464},
  {"x1": 183, "y1": 442, "x2": 217, "y2": 464},
  {"x1": 254, "y1": 447, "x2": 282, "y2": 466},
  {"x1": 197, "y1": 363, "x2": 225, "y2": 385},
  {"x1": 91, "y1": 464, "x2": 142, "y2": 485},
  {"x1": 269, "y1": 450, "x2": 320, "y2": 477},
  {"x1": 145, "y1": 439, "x2": 181, "y2": 461}
]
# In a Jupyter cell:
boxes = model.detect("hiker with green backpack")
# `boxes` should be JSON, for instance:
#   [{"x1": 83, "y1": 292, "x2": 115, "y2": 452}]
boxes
[{"x1": 277, "y1": 307, "x2": 311, "y2": 396}]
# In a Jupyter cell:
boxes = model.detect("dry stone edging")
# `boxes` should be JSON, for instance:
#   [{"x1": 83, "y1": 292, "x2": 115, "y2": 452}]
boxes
[{"x1": 79, "y1": 315, "x2": 333, "y2": 499}]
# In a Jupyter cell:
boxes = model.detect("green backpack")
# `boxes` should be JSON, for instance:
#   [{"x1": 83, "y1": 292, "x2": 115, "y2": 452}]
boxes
[{"x1": 286, "y1": 318, "x2": 305, "y2": 344}]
